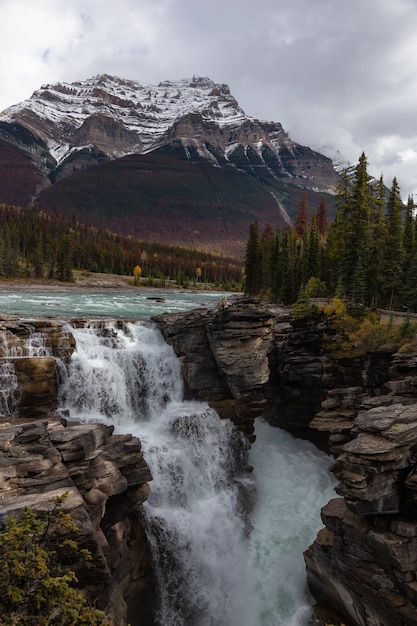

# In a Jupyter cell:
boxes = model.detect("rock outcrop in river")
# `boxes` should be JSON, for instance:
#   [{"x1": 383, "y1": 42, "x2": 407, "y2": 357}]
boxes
[{"x1": 154, "y1": 300, "x2": 291, "y2": 441}]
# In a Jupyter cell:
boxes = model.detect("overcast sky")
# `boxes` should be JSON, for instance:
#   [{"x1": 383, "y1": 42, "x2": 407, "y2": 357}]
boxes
[{"x1": 2, "y1": 0, "x2": 417, "y2": 197}]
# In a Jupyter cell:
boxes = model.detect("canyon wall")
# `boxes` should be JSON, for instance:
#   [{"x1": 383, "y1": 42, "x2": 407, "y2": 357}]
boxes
[
  {"x1": 154, "y1": 300, "x2": 291, "y2": 442},
  {"x1": 304, "y1": 347, "x2": 417, "y2": 626},
  {"x1": 154, "y1": 301, "x2": 417, "y2": 626}
]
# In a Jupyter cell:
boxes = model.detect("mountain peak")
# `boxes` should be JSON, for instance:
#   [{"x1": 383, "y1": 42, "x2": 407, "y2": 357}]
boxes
[
  {"x1": 0, "y1": 73, "x2": 250, "y2": 164},
  {"x1": 0, "y1": 73, "x2": 340, "y2": 256}
]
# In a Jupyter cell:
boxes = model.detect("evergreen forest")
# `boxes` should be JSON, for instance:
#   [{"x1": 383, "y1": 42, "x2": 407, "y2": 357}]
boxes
[
  {"x1": 0, "y1": 204, "x2": 242, "y2": 289},
  {"x1": 244, "y1": 153, "x2": 417, "y2": 311}
]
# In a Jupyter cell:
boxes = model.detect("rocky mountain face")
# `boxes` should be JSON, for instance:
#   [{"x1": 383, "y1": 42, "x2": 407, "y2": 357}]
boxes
[{"x1": 0, "y1": 74, "x2": 339, "y2": 256}]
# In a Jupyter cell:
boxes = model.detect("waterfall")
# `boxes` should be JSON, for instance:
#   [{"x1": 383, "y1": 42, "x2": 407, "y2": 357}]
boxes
[
  {"x1": 58, "y1": 320, "x2": 335, "y2": 626},
  {"x1": 59, "y1": 321, "x2": 256, "y2": 625},
  {"x1": 0, "y1": 361, "x2": 18, "y2": 414},
  {"x1": 59, "y1": 322, "x2": 183, "y2": 424},
  {"x1": 0, "y1": 323, "x2": 53, "y2": 414}
]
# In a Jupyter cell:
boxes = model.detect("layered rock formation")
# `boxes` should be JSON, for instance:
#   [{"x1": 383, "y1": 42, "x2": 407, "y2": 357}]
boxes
[
  {"x1": 305, "y1": 349, "x2": 417, "y2": 626},
  {"x1": 154, "y1": 299, "x2": 291, "y2": 441},
  {"x1": 0, "y1": 316, "x2": 155, "y2": 625},
  {"x1": 0, "y1": 417, "x2": 154, "y2": 625}
]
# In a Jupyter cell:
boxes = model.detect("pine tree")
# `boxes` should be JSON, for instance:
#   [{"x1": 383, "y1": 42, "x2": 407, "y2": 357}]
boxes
[
  {"x1": 259, "y1": 223, "x2": 274, "y2": 292},
  {"x1": 402, "y1": 250, "x2": 417, "y2": 311},
  {"x1": 315, "y1": 195, "x2": 329, "y2": 237},
  {"x1": 324, "y1": 168, "x2": 352, "y2": 295},
  {"x1": 341, "y1": 153, "x2": 372, "y2": 303},
  {"x1": 280, "y1": 228, "x2": 299, "y2": 303},
  {"x1": 366, "y1": 175, "x2": 387, "y2": 307},
  {"x1": 244, "y1": 221, "x2": 261, "y2": 296},
  {"x1": 56, "y1": 234, "x2": 74, "y2": 282},
  {"x1": 294, "y1": 192, "x2": 310, "y2": 238},
  {"x1": 384, "y1": 177, "x2": 404, "y2": 308},
  {"x1": 270, "y1": 227, "x2": 282, "y2": 301},
  {"x1": 307, "y1": 214, "x2": 321, "y2": 280},
  {"x1": 403, "y1": 195, "x2": 415, "y2": 263}
]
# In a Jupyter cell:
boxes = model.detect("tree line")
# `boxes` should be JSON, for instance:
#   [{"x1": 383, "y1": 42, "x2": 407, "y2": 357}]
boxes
[
  {"x1": 244, "y1": 153, "x2": 417, "y2": 310},
  {"x1": 0, "y1": 204, "x2": 242, "y2": 288}
]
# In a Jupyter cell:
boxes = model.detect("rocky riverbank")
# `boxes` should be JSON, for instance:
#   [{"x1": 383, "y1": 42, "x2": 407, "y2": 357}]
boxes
[{"x1": 0, "y1": 271, "x2": 134, "y2": 292}]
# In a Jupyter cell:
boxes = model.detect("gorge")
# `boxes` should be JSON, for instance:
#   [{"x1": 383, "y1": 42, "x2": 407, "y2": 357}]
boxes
[{"x1": 2, "y1": 294, "x2": 417, "y2": 625}]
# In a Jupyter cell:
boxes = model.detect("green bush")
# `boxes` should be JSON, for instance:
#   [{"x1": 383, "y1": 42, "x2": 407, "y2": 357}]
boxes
[{"x1": 0, "y1": 494, "x2": 110, "y2": 625}]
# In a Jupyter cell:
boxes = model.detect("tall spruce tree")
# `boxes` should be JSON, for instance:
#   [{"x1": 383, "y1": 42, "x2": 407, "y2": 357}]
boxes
[
  {"x1": 402, "y1": 251, "x2": 417, "y2": 311},
  {"x1": 307, "y1": 214, "x2": 321, "y2": 280},
  {"x1": 270, "y1": 227, "x2": 282, "y2": 301},
  {"x1": 294, "y1": 193, "x2": 309, "y2": 238},
  {"x1": 341, "y1": 153, "x2": 372, "y2": 303},
  {"x1": 384, "y1": 177, "x2": 404, "y2": 308},
  {"x1": 403, "y1": 195, "x2": 415, "y2": 263},
  {"x1": 315, "y1": 195, "x2": 329, "y2": 236},
  {"x1": 259, "y1": 223, "x2": 274, "y2": 292},
  {"x1": 366, "y1": 175, "x2": 388, "y2": 307},
  {"x1": 324, "y1": 168, "x2": 352, "y2": 295},
  {"x1": 280, "y1": 228, "x2": 300, "y2": 303},
  {"x1": 244, "y1": 221, "x2": 261, "y2": 296}
]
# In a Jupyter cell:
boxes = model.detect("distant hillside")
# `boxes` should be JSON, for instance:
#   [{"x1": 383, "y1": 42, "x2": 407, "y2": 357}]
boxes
[
  {"x1": 0, "y1": 74, "x2": 339, "y2": 257},
  {"x1": 0, "y1": 137, "x2": 41, "y2": 206}
]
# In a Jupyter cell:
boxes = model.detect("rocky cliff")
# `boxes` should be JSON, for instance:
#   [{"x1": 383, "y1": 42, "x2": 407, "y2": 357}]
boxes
[
  {"x1": 304, "y1": 346, "x2": 417, "y2": 626},
  {"x1": 154, "y1": 301, "x2": 417, "y2": 626},
  {"x1": 0, "y1": 316, "x2": 155, "y2": 626},
  {"x1": 154, "y1": 299, "x2": 291, "y2": 441}
]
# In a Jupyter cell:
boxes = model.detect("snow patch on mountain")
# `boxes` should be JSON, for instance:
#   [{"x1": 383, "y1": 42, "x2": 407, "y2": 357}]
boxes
[{"x1": 0, "y1": 74, "x2": 251, "y2": 163}]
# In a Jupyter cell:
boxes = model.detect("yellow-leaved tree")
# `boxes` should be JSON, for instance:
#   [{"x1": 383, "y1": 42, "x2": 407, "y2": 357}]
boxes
[{"x1": 133, "y1": 265, "x2": 142, "y2": 285}]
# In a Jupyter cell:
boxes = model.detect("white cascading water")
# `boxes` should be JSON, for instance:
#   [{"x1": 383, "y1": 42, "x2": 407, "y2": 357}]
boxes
[
  {"x1": 0, "y1": 362, "x2": 18, "y2": 414},
  {"x1": 0, "y1": 325, "x2": 53, "y2": 414},
  {"x1": 58, "y1": 320, "x2": 335, "y2": 626}
]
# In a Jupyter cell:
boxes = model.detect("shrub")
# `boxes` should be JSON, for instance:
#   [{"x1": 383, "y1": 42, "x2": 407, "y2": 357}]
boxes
[
  {"x1": 323, "y1": 298, "x2": 417, "y2": 356},
  {"x1": 0, "y1": 494, "x2": 110, "y2": 626},
  {"x1": 304, "y1": 276, "x2": 327, "y2": 298}
]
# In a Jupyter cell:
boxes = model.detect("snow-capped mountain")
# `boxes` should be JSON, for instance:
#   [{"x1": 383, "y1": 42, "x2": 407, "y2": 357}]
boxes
[
  {"x1": 0, "y1": 75, "x2": 340, "y2": 256},
  {"x1": 1, "y1": 74, "x2": 249, "y2": 163}
]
